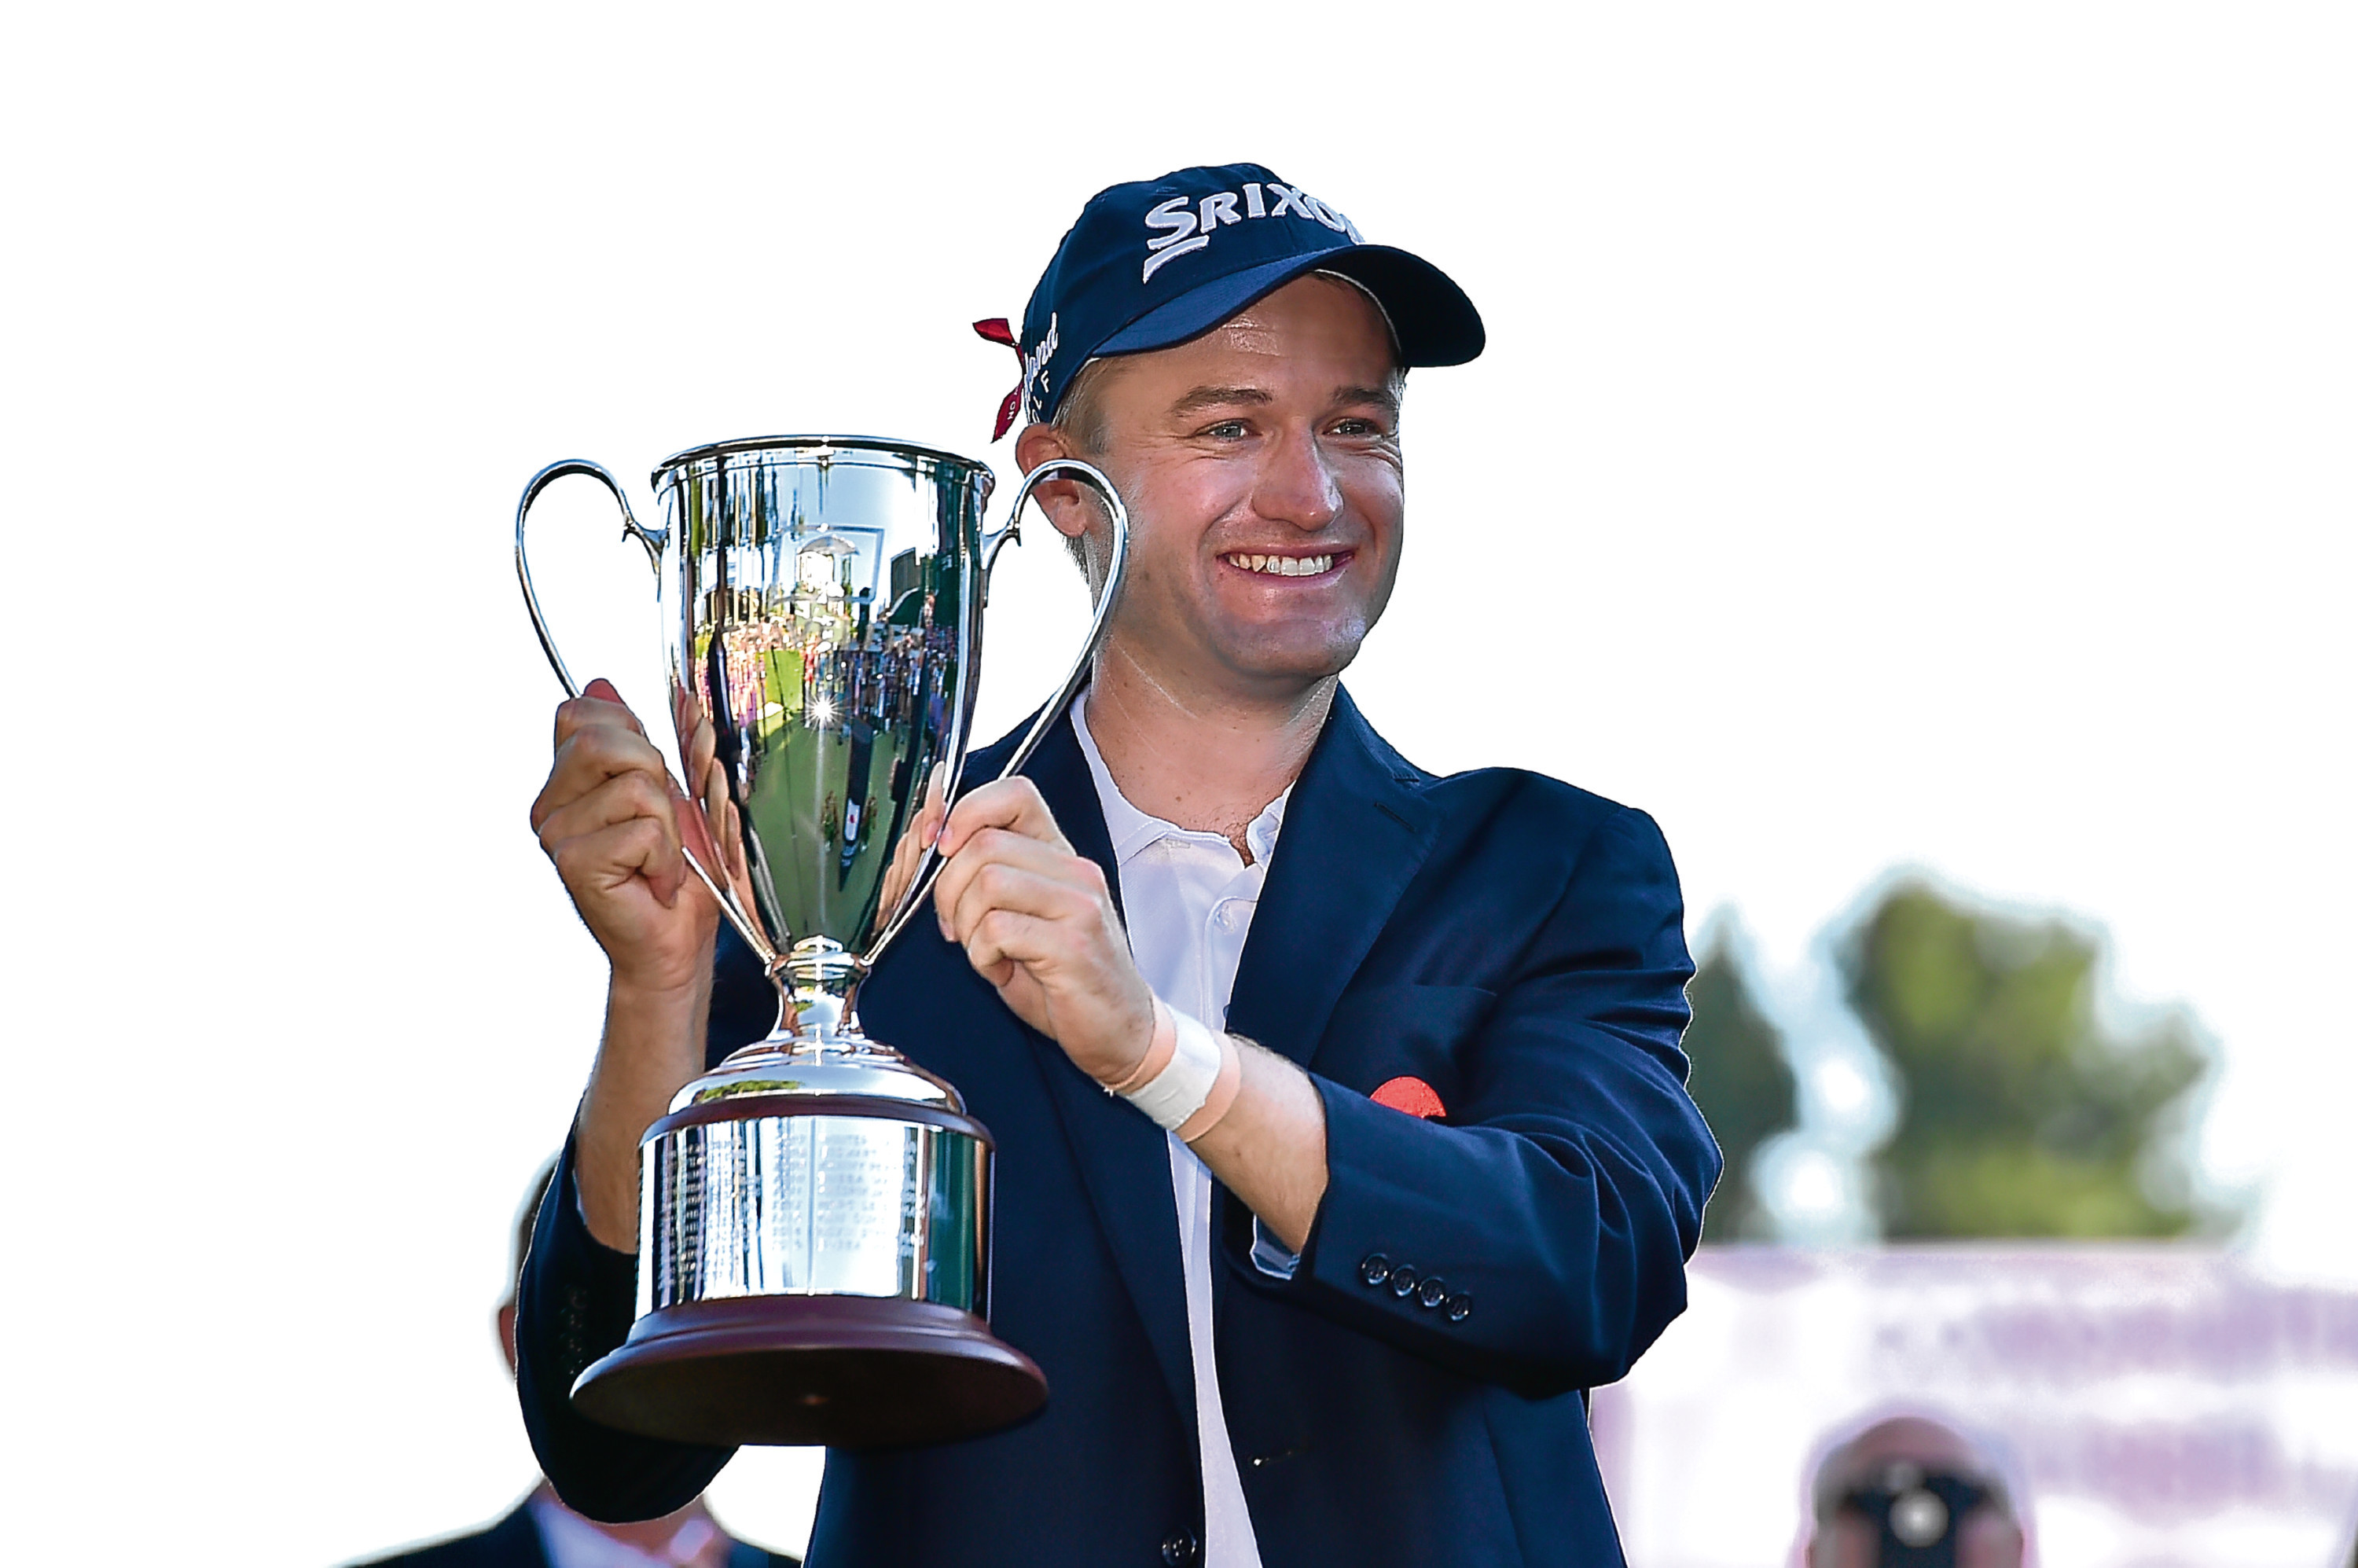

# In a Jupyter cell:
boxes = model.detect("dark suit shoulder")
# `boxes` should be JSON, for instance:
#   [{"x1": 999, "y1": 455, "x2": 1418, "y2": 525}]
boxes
[
  {"x1": 1337, "y1": 686, "x2": 1662, "y2": 849},
  {"x1": 346, "y1": 1503, "x2": 543, "y2": 1568},
  {"x1": 1401, "y1": 758, "x2": 1673, "y2": 890},
  {"x1": 1412, "y1": 761, "x2": 1650, "y2": 831}
]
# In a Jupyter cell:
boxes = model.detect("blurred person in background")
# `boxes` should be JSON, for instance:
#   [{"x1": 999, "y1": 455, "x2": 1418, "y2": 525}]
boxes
[
  {"x1": 1801, "y1": 1412, "x2": 2028, "y2": 1568},
  {"x1": 349, "y1": 1162, "x2": 798, "y2": 1568}
]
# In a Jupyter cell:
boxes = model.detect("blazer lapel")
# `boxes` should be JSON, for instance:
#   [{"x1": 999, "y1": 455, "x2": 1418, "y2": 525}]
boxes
[
  {"x1": 997, "y1": 714, "x2": 1198, "y2": 1428},
  {"x1": 1225, "y1": 687, "x2": 1441, "y2": 1069}
]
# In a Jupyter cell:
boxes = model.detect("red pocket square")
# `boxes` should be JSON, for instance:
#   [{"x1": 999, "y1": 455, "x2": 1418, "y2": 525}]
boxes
[{"x1": 1372, "y1": 1076, "x2": 1445, "y2": 1119}]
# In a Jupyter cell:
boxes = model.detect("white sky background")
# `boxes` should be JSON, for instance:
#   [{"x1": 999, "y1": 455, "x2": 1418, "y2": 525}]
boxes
[{"x1": 0, "y1": 2, "x2": 2350, "y2": 1562}]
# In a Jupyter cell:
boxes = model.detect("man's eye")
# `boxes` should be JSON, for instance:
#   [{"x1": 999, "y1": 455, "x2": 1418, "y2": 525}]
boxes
[
  {"x1": 1203, "y1": 420, "x2": 1251, "y2": 439},
  {"x1": 1331, "y1": 417, "x2": 1387, "y2": 438}
]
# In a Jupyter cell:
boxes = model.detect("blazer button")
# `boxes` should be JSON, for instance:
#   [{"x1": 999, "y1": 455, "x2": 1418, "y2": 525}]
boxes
[
  {"x1": 1446, "y1": 1292, "x2": 1474, "y2": 1322},
  {"x1": 1162, "y1": 1531, "x2": 1201, "y2": 1565},
  {"x1": 1358, "y1": 1253, "x2": 1392, "y2": 1287},
  {"x1": 1417, "y1": 1276, "x2": 1449, "y2": 1309},
  {"x1": 1390, "y1": 1265, "x2": 1420, "y2": 1298}
]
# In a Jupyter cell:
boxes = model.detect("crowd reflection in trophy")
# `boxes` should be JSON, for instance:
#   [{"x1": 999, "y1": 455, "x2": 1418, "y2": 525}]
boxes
[{"x1": 700, "y1": 539, "x2": 957, "y2": 915}]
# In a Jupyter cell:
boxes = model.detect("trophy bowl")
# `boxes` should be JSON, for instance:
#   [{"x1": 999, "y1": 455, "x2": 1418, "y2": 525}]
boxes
[{"x1": 516, "y1": 435, "x2": 1127, "y2": 1448}]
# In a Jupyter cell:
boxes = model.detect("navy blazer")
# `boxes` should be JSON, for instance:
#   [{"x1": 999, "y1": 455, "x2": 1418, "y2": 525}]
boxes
[{"x1": 516, "y1": 688, "x2": 1717, "y2": 1566}]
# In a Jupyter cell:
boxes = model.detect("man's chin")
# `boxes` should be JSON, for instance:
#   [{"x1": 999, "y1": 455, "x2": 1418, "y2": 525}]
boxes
[{"x1": 1214, "y1": 632, "x2": 1366, "y2": 693}]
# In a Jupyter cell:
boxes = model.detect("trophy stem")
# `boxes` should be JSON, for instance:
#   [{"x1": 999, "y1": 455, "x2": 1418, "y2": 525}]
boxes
[{"x1": 762, "y1": 935, "x2": 874, "y2": 1048}]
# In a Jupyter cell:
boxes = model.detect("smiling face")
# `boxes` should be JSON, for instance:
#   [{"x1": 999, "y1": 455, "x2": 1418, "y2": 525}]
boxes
[{"x1": 1018, "y1": 273, "x2": 1406, "y2": 705}]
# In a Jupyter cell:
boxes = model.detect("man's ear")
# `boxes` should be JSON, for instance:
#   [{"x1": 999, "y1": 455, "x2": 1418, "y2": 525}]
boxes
[
  {"x1": 1012, "y1": 422, "x2": 1100, "y2": 544},
  {"x1": 496, "y1": 1302, "x2": 519, "y2": 1375}
]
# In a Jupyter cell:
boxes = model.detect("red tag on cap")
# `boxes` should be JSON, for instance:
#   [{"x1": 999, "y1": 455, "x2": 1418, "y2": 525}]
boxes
[
  {"x1": 1372, "y1": 1076, "x2": 1445, "y2": 1119},
  {"x1": 974, "y1": 318, "x2": 1025, "y2": 440}
]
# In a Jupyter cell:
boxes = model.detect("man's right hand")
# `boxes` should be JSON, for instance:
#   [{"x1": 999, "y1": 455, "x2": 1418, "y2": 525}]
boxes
[
  {"x1": 527, "y1": 679, "x2": 718, "y2": 1251},
  {"x1": 529, "y1": 680, "x2": 718, "y2": 991}
]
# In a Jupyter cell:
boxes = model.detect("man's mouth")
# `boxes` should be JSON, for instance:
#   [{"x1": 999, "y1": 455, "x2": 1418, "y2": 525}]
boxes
[{"x1": 1221, "y1": 551, "x2": 1343, "y2": 578}]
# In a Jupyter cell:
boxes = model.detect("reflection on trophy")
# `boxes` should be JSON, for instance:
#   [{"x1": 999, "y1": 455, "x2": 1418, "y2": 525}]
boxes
[{"x1": 515, "y1": 436, "x2": 1129, "y2": 1449}]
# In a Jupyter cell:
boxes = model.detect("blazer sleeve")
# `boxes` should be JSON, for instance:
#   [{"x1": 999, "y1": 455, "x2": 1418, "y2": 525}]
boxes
[
  {"x1": 1222, "y1": 804, "x2": 1720, "y2": 1397},
  {"x1": 513, "y1": 925, "x2": 776, "y2": 1518},
  {"x1": 513, "y1": 1133, "x2": 736, "y2": 1520}
]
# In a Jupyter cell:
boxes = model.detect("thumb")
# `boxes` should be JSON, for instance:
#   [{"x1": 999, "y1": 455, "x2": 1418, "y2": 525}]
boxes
[
  {"x1": 923, "y1": 760, "x2": 950, "y2": 846},
  {"x1": 579, "y1": 678, "x2": 648, "y2": 738}
]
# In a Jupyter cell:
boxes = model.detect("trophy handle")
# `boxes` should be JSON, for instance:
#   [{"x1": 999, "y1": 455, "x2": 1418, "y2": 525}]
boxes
[
  {"x1": 514, "y1": 458, "x2": 783, "y2": 971},
  {"x1": 978, "y1": 458, "x2": 1132, "y2": 780},
  {"x1": 862, "y1": 458, "x2": 1131, "y2": 964},
  {"x1": 514, "y1": 459, "x2": 667, "y2": 700}
]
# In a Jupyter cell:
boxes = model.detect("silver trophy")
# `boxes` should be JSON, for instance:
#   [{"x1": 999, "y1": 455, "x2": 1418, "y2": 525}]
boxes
[{"x1": 515, "y1": 435, "x2": 1127, "y2": 1448}]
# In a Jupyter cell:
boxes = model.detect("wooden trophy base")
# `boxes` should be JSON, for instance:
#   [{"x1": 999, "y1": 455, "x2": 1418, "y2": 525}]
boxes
[{"x1": 570, "y1": 1294, "x2": 1049, "y2": 1449}]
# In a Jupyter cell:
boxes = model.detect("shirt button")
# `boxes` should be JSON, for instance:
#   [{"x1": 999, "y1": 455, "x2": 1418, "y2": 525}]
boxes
[
  {"x1": 1446, "y1": 1293, "x2": 1474, "y2": 1323},
  {"x1": 1162, "y1": 1531, "x2": 1200, "y2": 1565},
  {"x1": 1417, "y1": 1276, "x2": 1449, "y2": 1309},
  {"x1": 1390, "y1": 1265, "x2": 1420, "y2": 1298},
  {"x1": 1358, "y1": 1253, "x2": 1392, "y2": 1287}
]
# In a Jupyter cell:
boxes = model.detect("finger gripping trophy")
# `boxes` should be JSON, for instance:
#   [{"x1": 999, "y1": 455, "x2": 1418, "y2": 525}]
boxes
[{"x1": 516, "y1": 436, "x2": 1128, "y2": 1449}]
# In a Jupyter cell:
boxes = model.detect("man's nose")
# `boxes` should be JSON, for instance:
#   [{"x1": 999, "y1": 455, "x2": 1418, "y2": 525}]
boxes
[{"x1": 1252, "y1": 426, "x2": 1342, "y2": 531}]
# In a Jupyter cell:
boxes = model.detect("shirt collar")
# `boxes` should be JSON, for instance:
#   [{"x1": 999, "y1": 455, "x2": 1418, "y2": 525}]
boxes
[
  {"x1": 526, "y1": 1484, "x2": 724, "y2": 1568},
  {"x1": 1067, "y1": 692, "x2": 1288, "y2": 868}
]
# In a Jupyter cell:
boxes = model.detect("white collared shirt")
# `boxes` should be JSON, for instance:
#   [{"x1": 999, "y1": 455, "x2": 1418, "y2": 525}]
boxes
[
  {"x1": 1071, "y1": 696, "x2": 1281, "y2": 1568},
  {"x1": 527, "y1": 1485, "x2": 729, "y2": 1568}
]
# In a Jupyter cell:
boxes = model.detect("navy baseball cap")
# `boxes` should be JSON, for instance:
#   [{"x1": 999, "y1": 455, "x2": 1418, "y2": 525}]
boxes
[{"x1": 975, "y1": 162, "x2": 1484, "y2": 439}]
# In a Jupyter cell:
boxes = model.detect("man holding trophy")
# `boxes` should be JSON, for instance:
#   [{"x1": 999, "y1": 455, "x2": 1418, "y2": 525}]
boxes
[{"x1": 513, "y1": 163, "x2": 1719, "y2": 1566}]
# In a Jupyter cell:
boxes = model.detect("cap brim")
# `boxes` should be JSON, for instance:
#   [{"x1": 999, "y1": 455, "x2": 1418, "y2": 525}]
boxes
[{"x1": 1096, "y1": 244, "x2": 1484, "y2": 368}]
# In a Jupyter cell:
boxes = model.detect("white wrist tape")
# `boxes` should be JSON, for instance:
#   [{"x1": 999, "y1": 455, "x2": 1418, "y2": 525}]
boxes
[{"x1": 1121, "y1": 1006, "x2": 1224, "y2": 1132}]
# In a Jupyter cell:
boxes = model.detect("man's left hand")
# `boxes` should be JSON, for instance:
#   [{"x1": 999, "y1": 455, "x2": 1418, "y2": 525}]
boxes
[{"x1": 931, "y1": 777, "x2": 1155, "y2": 1087}]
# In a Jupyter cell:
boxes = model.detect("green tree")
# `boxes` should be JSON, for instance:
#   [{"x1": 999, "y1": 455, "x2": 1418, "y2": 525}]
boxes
[
  {"x1": 1684, "y1": 926, "x2": 1799, "y2": 1242},
  {"x1": 1842, "y1": 880, "x2": 2219, "y2": 1239}
]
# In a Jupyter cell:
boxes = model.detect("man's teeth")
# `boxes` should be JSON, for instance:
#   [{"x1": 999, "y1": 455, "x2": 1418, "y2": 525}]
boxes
[{"x1": 1229, "y1": 553, "x2": 1335, "y2": 577}]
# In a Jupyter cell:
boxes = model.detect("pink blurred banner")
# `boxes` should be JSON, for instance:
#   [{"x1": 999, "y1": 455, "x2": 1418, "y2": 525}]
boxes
[{"x1": 1593, "y1": 1247, "x2": 2358, "y2": 1566}]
